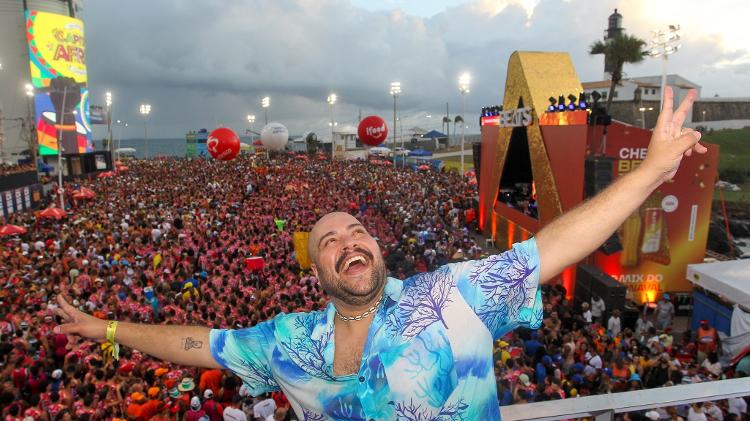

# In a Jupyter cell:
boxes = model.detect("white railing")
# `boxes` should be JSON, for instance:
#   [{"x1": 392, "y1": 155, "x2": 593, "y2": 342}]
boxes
[{"x1": 500, "y1": 377, "x2": 750, "y2": 421}]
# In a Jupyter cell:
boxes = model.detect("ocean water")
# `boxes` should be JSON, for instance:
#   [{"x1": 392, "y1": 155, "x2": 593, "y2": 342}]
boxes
[{"x1": 95, "y1": 138, "x2": 187, "y2": 159}]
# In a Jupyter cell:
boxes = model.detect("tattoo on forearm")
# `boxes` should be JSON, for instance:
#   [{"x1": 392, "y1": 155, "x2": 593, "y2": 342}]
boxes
[{"x1": 183, "y1": 337, "x2": 203, "y2": 351}]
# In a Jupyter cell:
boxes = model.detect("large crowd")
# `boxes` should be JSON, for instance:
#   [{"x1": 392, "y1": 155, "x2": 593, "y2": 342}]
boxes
[
  {"x1": 0, "y1": 162, "x2": 36, "y2": 177},
  {"x1": 0, "y1": 154, "x2": 745, "y2": 421}
]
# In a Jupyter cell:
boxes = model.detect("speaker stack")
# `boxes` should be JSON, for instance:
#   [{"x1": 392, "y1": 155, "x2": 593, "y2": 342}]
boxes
[{"x1": 584, "y1": 156, "x2": 622, "y2": 255}]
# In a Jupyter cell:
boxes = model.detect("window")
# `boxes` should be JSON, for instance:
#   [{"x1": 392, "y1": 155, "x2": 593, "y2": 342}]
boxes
[
  {"x1": 652, "y1": 88, "x2": 657, "y2": 95},
  {"x1": 614, "y1": 91, "x2": 619, "y2": 98},
  {"x1": 601, "y1": 91, "x2": 607, "y2": 99}
]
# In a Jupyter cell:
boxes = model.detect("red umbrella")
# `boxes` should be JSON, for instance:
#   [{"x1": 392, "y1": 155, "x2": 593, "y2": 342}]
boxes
[
  {"x1": 116, "y1": 165, "x2": 129, "y2": 172},
  {"x1": 0, "y1": 224, "x2": 27, "y2": 237},
  {"x1": 37, "y1": 207, "x2": 67, "y2": 220},
  {"x1": 418, "y1": 164, "x2": 430, "y2": 171},
  {"x1": 382, "y1": 160, "x2": 393, "y2": 166},
  {"x1": 296, "y1": 155, "x2": 309, "y2": 160},
  {"x1": 72, "y1": 187, "x2": 95, "y2": 200},
  {"x1": 97, "y1": 171, "x2": 116, "y2": 178}
]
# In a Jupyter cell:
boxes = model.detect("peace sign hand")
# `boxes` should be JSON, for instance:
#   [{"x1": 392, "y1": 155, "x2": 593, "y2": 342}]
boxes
[
  {"x1": 53, "y1": 294, "x2": 107, "y2": 339},
  {"x1": 641, "y1": 87, "x2": 708, "y2": 184}
]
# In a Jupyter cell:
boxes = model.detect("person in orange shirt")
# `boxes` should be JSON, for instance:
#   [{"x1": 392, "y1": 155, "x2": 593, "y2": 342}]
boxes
[
  {"x1": 126, "y1": 392, "x2": 147, "y2": 420},
  {"x1": 199, "y1": 368, "x2": 223, "y2": 395},
  {"x1": 139, "y1": 387, "x2": 165, "y2": 420},
  {"x1": 697, "y1": 319, "x2": 718, "y2": 363}
]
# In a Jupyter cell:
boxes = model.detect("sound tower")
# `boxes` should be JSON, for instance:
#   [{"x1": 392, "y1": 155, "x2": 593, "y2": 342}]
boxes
[
  {"x1": 585, "y1": 156, "x2": 622, "y2": 254},
  {"x1": 574, "y1": 264, "x2": 626, "y2": 313}
]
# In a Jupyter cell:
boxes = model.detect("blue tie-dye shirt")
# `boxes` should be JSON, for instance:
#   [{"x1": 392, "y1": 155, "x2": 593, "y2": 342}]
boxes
[{"x1": 210, "y1": 238, "x2": 543, "y2": 420}]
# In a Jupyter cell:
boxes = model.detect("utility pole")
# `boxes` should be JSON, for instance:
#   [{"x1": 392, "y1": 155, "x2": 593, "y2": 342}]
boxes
[{"x1": 0, "y1": 106, "x2": 4, "y2": 162}]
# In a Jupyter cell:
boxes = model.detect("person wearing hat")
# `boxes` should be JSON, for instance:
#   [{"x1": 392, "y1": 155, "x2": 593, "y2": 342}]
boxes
[
  {"x1": 201, "y1": 388, "x2": 224, "y2": 421},
  {"x1": 135, "y1": 387, "x2": 165, "y2": 420},
  {"x1": 655, "y1": 293, "x2": 675, "y2": 331},
  {"x1": 185, "y1": 396, "x2": 208, "y2": 421},
  {"x1": 126, "y1": 392, "x2": 147, "y2": 420},
  {"x1": 697, "y1": 320, "x2": 718, "y2": 364},
  {"x1": 494, "y1": 340, "x2": 511, "y2": 365},
  {"x1": 52, "y1": 93, "x2": 706, "y2": 420}
]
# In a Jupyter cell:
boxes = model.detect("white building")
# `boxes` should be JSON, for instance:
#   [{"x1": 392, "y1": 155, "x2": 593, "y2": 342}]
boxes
[
  {"x1": 583, "y1": 74, "x2": 700, "y2": 104},
  {"x1": 583, "y1": 74, "x2": 702, "y2": 127}
]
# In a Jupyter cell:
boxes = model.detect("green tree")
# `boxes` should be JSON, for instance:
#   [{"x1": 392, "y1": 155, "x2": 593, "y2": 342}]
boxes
[{"x1": 589, "y1": 34, "x2": 649, "y2": 112}]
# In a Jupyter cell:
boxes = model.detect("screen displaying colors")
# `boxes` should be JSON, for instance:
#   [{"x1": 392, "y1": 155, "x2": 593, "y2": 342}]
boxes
[{"x1": 27, "y1": 10, "x2": 92, "y2": 155}]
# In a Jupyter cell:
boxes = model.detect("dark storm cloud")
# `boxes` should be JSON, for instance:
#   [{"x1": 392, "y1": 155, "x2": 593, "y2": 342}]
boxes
[{"x1": 81, "y1": 0, "x2": 749, "y2": 138}]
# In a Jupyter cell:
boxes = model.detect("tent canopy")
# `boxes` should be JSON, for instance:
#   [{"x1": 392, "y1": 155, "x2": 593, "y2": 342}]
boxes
[
  {"x1": 687, "y1": 260, "x2": 750, "y2": 309},
  {"x1": 421, "y1": 130, "x2": 447, "y2": 139}
]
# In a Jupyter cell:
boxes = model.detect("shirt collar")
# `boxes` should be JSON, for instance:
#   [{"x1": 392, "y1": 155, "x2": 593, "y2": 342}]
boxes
[{"x1": 311, "y1": 277, "x2": 403, "y2": 342}]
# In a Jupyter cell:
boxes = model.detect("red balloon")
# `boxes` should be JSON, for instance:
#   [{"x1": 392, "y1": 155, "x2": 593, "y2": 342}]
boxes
[
  {"x1": 207, "y1": 127, "x2": 240, "y2": 161},
  {"x1": 358, "y1": 115, "x2": 389, "y2": 146}
]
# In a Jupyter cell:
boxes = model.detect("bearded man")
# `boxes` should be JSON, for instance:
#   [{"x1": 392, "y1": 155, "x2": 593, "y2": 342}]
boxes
[{"x1": 54, "y1": 88, "x2": 705, "y2": 420}]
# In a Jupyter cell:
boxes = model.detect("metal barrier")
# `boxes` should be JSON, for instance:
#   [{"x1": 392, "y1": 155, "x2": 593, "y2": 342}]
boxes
[{"x1": 500, "y1": 377, "x2": 750, "y2": 421}]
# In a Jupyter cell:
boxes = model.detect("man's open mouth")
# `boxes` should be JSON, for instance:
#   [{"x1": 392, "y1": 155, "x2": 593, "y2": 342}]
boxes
[{"x1": 337, "y1": 249, "x2": 373, "y2": 275}]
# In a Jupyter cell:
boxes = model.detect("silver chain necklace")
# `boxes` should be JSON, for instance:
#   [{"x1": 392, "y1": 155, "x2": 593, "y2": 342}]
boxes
[{"x1": 336, "y1": 295, "x2": 384, "y2": 322}]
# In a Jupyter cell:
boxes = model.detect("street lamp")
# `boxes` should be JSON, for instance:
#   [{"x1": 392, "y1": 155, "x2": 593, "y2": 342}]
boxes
[
  {"x1": 638, "y1": 106, "x2": 654, "y2": 129},
  {"x1": 648, "y1": 24, "x2": 680, "y2": 111},
  {"x1": 114, "y1": 120, "x2": 128, "y2": 158},
  {"x1": 458, "y1": 72, "x2": 471, "y2": 174},
  {"x1": 261, "y1": 96, "x2": 270, "y2": 125},
  {"x1": 105, "y1": 91, "x2": 113, "y2": 156},
  {"x1": 390, "y1": 82, "x2": 401, "y2": 165},
  {"x1": 247, "y1": 114, "x2": 255, "y2": 145},
  {"x1": 139, "y1": 104, "x2": 151, "y2": 159},
  {"x1": 24, "y1": 84, "x2": 37, "y2": 163},
  {"x1": 327, "y1": 93, "x2": 337, "y2": 160}
]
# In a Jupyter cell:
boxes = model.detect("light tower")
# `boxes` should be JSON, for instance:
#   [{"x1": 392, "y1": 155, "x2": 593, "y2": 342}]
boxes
[
  {"x1": 389, "y1": 82, "x2": 401, "y2": 165},
  {"x1": 648, "y1": 25, "x2": 681, "y2": 110}
]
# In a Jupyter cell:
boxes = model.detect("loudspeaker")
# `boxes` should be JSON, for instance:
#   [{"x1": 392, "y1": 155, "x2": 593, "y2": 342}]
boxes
[
  {"x1": 574, "y1": 264, "x2": 626, "y2": 313},
  {"x1": 584, "y1": 156, "x2": 615, "y2": 198},
  {"x1": 472, "y1": 142, "x2": 481, "y2": 185}
]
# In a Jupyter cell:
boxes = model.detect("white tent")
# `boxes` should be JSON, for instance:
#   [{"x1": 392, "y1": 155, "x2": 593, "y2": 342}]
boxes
[{"x1": 687, "y1": 260, "x2": 750, "y2": 309}]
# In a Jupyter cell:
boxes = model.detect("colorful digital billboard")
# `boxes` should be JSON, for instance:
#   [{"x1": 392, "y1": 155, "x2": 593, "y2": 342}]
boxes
[{"x1": 26, "y1": 10, "x2": 92, "y2": 155}]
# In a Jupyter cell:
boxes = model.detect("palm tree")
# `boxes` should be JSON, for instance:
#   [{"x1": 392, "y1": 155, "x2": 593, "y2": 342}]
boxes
[{"x1": 589, "y1": 34, "x2": 648, "y2": 112}]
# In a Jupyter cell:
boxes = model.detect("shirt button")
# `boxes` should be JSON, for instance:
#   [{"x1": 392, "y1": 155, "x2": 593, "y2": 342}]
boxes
[{"x1": 359, "y1": 376, "x2": 365, "y2": 382}]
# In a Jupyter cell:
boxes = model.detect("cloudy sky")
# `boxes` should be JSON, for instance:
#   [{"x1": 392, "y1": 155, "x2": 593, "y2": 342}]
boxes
[{"x1": 81, "y1": 0, "x2": 750, "y2": 139}]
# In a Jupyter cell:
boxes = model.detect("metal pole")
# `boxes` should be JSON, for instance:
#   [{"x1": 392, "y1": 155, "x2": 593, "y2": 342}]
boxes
[
  {"x1": 461, "y1": 93, "x2": 466, "y2": 174},
  {"x1": 57, "y1": 86, "x2": 67, "y2": 209},
  {"x1": 0, "y1": 106, "x2": 4, "y2": 162},
  {"x1": 659, "y1": 54, "x2": 667, "y2": 111},
  {"x1": 641, "y1": 108, "x2": 646, "y2": 129},
  {"x1": 107, "y1": 105, "x2": 113, "y2": 157},
  {"x1": 400, "y1": 119, "x2": 405, "y2": 168},
  {"x1": 330, "y1": 103, "x2": 335, "y2": 161},
  {"x1": 143, "y1": 115, "x2": 148, "y2": 159},
  {"x1": 264, "y1": 109, "x2": 268, "y2": 125},
  {"x1": 392, "y1": 95, "x2": 397, "y2": 165}
]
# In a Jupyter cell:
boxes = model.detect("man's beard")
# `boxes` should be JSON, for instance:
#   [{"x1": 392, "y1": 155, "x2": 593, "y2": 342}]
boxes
[{"x1": 317, "y1": 251, "x2": 387, "y2": 307}]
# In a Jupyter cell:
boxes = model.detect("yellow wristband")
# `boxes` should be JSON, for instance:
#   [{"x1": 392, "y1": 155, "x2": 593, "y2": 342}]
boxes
[
  {"x1": 106, "y1": 320, "x2": 118, "y2": 343},
  {"x1": 105, "y1": 320, "x2": 120, "y2": 361}
]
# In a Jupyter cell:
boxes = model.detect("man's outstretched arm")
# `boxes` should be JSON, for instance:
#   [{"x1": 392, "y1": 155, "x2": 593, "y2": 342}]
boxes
[
  {"x1": 54, "y1": 295, "x2": 222, "y2": 369},
  {"x1": 535, "y1": 87, "x2": 707, "y2": 283}
]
